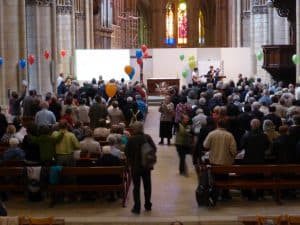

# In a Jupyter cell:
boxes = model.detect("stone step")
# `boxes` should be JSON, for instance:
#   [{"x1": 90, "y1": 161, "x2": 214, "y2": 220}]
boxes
[
  {"x1": 65, "y1": 216, "x2": 240, "y2": 225},
  {"x1": 148, "y1": 96, "x2": 164, "y2": 106}
]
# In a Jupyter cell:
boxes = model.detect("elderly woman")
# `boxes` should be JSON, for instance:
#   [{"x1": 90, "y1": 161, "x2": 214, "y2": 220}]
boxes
[
  {"x1": 263, "y1": 119, "x2": 280, "y2": 159},
  {"x1": 79, "y1": 127, "x2": 101, "y2": 157},
  {"x1": 94, "y1": 119, "x2": 110, "y2": 141},
  {"x1": 159, "y1": 95, "x2": 174, "y2": 145},
  {"x1": 1, "y1": 125, "x2": 16, "y2": 145}
]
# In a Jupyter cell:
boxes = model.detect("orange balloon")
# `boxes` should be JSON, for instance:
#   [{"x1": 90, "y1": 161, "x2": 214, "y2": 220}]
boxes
[
  {"x1": 105, "y1": 83, "x2": 117, "y2": 98},
  {"x1": 124, "y1": 65, "x2": 133, "y2": 75}
]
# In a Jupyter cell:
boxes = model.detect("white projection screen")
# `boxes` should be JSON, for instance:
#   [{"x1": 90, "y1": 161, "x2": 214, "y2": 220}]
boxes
[{"x1": 75, "y1": 49, "x2": 130, "y2": 82}]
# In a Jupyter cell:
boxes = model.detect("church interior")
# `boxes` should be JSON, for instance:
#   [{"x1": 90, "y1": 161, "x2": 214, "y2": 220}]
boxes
[{"x1": 0, "y1": 0, "x2": 300, "y2": 224}]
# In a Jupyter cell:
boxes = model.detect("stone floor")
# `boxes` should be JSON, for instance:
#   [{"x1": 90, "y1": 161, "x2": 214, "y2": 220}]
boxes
[{"x1": 5, "y1": 106, "x2": 300, "y2": 224}]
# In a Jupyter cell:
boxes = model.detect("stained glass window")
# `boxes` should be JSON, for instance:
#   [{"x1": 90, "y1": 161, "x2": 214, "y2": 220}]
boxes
[
  {"x1": 165, "y1": 2, "x2": 175, "y2": 45},
  {"x1": 177, "y1": 1, "x2": 187, "y2": 44},
  {"x1": 199, "y1": 10, "x2": 205, "y2": 45}
]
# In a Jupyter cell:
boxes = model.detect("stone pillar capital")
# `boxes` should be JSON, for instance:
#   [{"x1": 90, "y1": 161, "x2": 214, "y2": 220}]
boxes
[{"x1": 26, "y1": 0, "x2": 53, "y2": 6}]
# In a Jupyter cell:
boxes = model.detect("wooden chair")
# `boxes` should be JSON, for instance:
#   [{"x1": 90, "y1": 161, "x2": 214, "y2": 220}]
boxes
[
  {"x1": 28, "y1": 217, "x2": 53, "y2": 225},
  {"x1": 288, "y1": 215, "x2": 300, "y2": 225},
  {"x1": 256, "y1": 216, "x2": 284, "y2": 225}
]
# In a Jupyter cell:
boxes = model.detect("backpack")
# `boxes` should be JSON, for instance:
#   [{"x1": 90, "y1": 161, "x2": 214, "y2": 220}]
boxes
[
  {"x1": 141, "y1": 137, "x2": 157, "y2": 170},
  {"x1": 195, "y1": 166, "x2": 217, "y2": 207},
  {"x1": 0, "y1": 201, "x2": 7, "y2": 216},
  {"x1": 129, "y1": 109, "x2": 140, "y2": 126}
]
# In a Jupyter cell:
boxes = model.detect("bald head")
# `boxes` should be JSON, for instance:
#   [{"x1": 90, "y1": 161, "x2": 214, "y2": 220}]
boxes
[{"x1": 250, "y1": 119, "x2": 261, "y2": 130}]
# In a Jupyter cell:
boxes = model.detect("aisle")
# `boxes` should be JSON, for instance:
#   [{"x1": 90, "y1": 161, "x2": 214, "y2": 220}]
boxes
[{"x1": 144, "y1": 106, "x2": 199, "y2": 215}]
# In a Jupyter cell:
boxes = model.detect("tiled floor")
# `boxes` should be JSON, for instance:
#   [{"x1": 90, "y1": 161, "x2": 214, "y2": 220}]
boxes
[{"x1": 5, "y1": 106, "x2": 300, "y2": 224}]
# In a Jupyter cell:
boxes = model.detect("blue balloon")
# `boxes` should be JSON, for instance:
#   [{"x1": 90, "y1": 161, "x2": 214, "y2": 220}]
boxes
[
  {"x1": 129, "y1": 68, "x2": 135, "y2": 80},
  {"x1": 169, "y1": 38, "x2": 175, "y2": 45},
  {"x1": 136, "y1": 50, "x2": 143, "y2": 59},
  {"x1": 0, "y1": 57, "x2": 3, "y2": 66},
  {"x1": 19, "y1": 59, "x2": 26, "y2": 69}
]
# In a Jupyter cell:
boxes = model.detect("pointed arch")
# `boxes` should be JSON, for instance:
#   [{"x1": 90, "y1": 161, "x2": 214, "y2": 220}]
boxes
[
  {"x1": 177, "y1": 1, "x2": 187, "y2": 44},
  {"x1": 165, "y1": 1, "x2": 175, "y2": 45},
  {"x1": 198, "y1": 10, "x2": 205, "y2": 45}
]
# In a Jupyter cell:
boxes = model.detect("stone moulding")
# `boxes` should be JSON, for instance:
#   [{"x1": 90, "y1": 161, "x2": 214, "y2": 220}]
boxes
[
  {"x1": 75, "y1": 12, "x2": 86, "y2": 20},
  {"x1": 26, "y1": 0, "x2": 53, "y2": 6},
  {"x1": 56, "y1": 5, "x2": 72, "y2": 15},
  {"x1": 252, "y1": 5, "x2": 268, "y2": 14}
]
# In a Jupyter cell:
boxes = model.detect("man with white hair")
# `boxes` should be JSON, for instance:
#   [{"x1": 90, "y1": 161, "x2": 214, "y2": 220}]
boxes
[
  {"x1": 34, "y1": 101, "x2": 56, "y2": 127},
  {"x1": 192, "y1": 108, "x2": 207, "y2": 135}
]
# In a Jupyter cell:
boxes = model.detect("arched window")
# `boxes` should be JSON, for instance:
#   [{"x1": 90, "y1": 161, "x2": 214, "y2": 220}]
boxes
[
  {"x1": 199, "y1": 10, "x2": 205, "y2": 45},
  {"x1": 177, "y1": 1, "x2": 187, "y2": 44},
  {"x1": 165, "y1": 2, "x2": 175, "y2": 45}
]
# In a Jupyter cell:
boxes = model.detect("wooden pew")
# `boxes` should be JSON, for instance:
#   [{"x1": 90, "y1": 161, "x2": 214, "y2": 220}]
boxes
[
  {"x1": 48, "y1": 166, "x2": 130, "y2": 207},
  {"x1": 209, "y1": 164, "x2": 300, "y2": 204},
  {"x1": 0, "y1": 167, "x2": 25, "y2": 192}
]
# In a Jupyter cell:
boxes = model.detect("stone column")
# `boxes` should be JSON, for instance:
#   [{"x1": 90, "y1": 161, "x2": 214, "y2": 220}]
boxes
[
  {"x1": 0, "y1": 0, "x2": 5, "y2": 105},
  {"x1": 51, "y1": 0, "x2": 57, "y2": 92},
  {"x1": 249, "y1": 0, "x2": 257, "y2": 77},
  {"x1": 267, "y1": 1, "x2": 274, "y2": 44},
  {"x1": 71, "y1": 0, "x2": 76, "y2": 76},
  {"x1": 89, "y1": 0, "x2": 94, "y2": 48},
  {"x1": 19, "y1": 0, "x2": 28, "y2": 91},
  {"x1": 2, "y1": 0, "x2": 27, "y2": 97},
  {"x1": 85, "y1": 0, "x2": 90, "y2": 48},
  {"x1": 56, "y1": 2, "x2": 73, "y2": 76},
  {"x1": 187, "y1": 0, "x2": 199, "y2": 47},
  {"x1": 236, "y1": 0, "x2": 242, "y2": 47},
  {"x1": 296, "y1": 0, "x2": 300, "y2": 83}
]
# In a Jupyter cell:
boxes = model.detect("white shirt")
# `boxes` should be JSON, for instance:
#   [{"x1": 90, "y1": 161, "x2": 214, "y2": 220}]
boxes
[{"x1": 56, "y1": 76, "x2": 64, "y2": 88}]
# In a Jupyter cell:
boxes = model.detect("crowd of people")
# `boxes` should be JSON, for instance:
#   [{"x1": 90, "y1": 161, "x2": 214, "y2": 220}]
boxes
[
  {"x1": 0, "y1": 75, "x2": 149, "y2": 165},
  {"x1": 159, "y1": 74, "x2": 300, "y2": 199},
  {"x1": 0, "y1": 74, "x2": 158, "y2": 214},
  {"x1": 2, "y1": 70, "x2": 300, "y2": 210}
]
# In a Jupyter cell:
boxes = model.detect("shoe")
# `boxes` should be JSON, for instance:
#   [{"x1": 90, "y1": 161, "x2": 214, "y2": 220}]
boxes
[
  {"x1": 145, "y1": 207, "x2": 151, "y2": 211},
  {"x1": 131, "y1": 208, "x2": 140, "y2": 214},
  {"x1": 158, "y1": 142, "x2": 164, "y2": 145},
  {"x1": 167, "y1": 140, "x2": 171, "y2": 145},
  {"x1": 145, "y1": 203, "x2": 152, "y2": 211}
]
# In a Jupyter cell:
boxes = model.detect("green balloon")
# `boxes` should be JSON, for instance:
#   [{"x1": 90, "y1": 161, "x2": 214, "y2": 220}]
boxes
[
  {"x1": 256, "y1": 50, "x2": 263, "y2": 61},
  {"x1": 179, "y1": 54, "x2": 184, "y2": 61},
  {"x1": 292, "y1": 54, "x2": 300, "y2": 65},
  {"x1": 182, "y1": 70, "x2": 188, "y2": 78}
]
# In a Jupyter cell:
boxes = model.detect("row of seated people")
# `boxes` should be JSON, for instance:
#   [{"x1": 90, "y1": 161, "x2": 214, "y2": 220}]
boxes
[{"x1": 0, "y1": 119, "x2": 130, "y2": 166}]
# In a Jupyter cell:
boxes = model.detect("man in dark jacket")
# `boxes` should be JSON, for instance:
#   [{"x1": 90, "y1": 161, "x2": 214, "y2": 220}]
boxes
[
  {"x1": 125, "y1": 121, "x2": 156, "y2": 214},
  {"x1": 240, "y1": 119, "x2": 269, "y2": 200},
  {"x1": 241, "y1": 119, "x2": 270, "y2": 164},
  {"x1": 88, "y1": 95, "x2": 108, "y2": 129},
  {"x1": 9, "y1": 85, "x2": 27, "y2": 118},
  {"x1": 0, "y1": 107, "x2": 8, "y2": 140}
]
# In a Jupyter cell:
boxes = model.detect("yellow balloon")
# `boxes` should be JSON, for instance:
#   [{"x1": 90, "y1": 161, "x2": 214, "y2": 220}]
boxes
[
  {"x1": 124, "y1": 65, "x2": 133, "y2": 75},
  {"x1": 105, "y1": 83, "x2": 117, "y2": 97},
  {"x1": 189, "y1": 60, "x2": 196, "y2": 69}
]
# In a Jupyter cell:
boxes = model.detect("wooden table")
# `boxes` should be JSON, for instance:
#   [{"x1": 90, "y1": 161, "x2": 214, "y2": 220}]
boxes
[{"x1": 147, "y1": 78, "x2": 180, "y2": 96}]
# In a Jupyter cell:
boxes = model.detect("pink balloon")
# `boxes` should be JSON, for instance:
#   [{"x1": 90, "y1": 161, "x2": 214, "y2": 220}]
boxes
[
  {"x1": 61, "y1": 49, "x2": 66, "y2": 58},
  {"x1": 28, "y1": 54, "x2": 35, "y2": 65},
  {"x1": 137, "y1": 58, "x2": 143, "y2": 65},
  {"x1": 44, "y1": 50, "x2": 50, "y2": 60},
  {"x1": 141, "y1": 45, "x2": 147, "y2": 53},
  {"x1": 143, "y1": 52, "x2": 149, "y2": 58}
]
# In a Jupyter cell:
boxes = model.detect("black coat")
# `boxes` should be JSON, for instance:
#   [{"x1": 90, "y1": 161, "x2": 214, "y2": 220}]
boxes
[
  {"x1": 0, "y1": 113, "x2": 8, "y2": 140},
  {"x1": 241, "y1": 129, "x2": 270, "y2": 164},
  {"x1": 125, "y1": 133, "x2": 156, "y2": 172}
]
